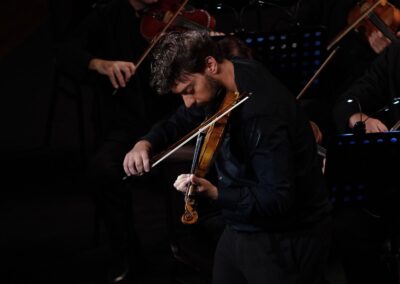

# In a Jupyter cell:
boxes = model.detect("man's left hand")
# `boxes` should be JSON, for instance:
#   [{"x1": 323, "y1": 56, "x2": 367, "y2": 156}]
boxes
[{"x1": 174, "y1": 174, "x2": 218, "y2": 200}]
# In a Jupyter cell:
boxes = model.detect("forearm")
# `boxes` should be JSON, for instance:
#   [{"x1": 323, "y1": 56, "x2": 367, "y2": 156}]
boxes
[{"x1": 142, "y1": 105, "x2": 205, "y2": 154}]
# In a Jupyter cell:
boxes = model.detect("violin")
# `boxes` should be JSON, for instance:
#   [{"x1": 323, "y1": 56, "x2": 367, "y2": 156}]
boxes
[
  {"x1": 180, "y1": 91, "x2": 241, "y2": 224},
  {"x1": 140, "y1": 0, "x2": 216, "y2": 41},
  {"x1": 348, "y1": 0, "x2": 400, "y2": 41}
]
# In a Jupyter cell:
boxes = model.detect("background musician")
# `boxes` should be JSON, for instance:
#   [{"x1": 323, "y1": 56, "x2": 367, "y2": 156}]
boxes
[
  {"x1": 332, "y1": 41, "x2": 400, "y2": 284},
  {"x1": 294, "y1": 0, "x2": 400, "y2": 147},
  {"x1": 333, "y1": 41, "x2": 400, "y2": 134},
  {"x1": 57, "y1": 0, "x2": 185, "y2": 282}
]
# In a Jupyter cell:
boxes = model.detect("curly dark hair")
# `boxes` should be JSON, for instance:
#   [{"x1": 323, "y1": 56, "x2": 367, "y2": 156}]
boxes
[{"x1": 150, "y1": 30, "x2": 224, "y2": 94}]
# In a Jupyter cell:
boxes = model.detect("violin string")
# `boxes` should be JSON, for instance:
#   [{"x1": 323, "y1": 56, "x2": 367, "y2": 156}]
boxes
[{"x1": 185, "y1": 132, "x2": 206, "y2": 199}]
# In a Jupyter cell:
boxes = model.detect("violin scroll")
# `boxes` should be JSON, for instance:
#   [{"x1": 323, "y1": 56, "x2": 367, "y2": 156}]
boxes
[
  {"x1": 181, "y1": 183, "x2": 199, "y2": 224},
  {"x1": 181, "y1": 184, "x2": 199, "y2": 225},
  {"x1": 181, "y1": 208, "x2": 198, "y2": 224}
]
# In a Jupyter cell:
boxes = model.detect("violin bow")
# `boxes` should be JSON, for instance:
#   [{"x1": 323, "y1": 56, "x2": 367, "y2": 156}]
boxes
[
  {"x1": 295, "y1": 47, "x2": 338, "y2": 157},
  {"x1": 296, "y1": 46, "x2": 339, "y2": 100},
  {"x1": 390, "y1": 119, "x2": 400, "y2": 131}
]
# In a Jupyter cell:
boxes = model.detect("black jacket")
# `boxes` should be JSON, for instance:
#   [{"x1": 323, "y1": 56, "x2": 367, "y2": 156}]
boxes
[{"x1": 144, "y1": 59, "x2": 331, "y2": 232}]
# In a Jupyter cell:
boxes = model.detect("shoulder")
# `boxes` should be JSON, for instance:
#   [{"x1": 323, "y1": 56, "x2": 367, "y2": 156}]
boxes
[
  {"x1": 232, "y1": 58, "x2": 268, "y2": 73},
  {"x1": 232, "y1": 58, "x2": 276, "y2": 93},
  {"x1": 232, "y1": 59, "x2": 295, "y2": 119}
]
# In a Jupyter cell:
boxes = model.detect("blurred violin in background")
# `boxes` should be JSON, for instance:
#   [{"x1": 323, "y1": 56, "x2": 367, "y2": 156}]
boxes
[
  {"x1": 140, "y1": 0, "x2": 216, "y2": 41},
  {"x1": 327, "y1": 0, "x2": 400, "y2": 50},
  {"x1": 134, "y1": 0, "x2": 216, "y2": 70},
  {"x1": 347, "y1": 0, "x2": 400, "y2": 41}
]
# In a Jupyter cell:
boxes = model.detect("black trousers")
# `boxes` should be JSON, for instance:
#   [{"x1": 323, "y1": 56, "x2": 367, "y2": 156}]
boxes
[{"x1": 213, "y1": 217, "x2": 332, "y2": 284}]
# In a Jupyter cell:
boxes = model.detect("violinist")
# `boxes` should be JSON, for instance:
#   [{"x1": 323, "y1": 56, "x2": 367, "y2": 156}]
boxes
[{"x1": 126, "y1": 30, "x2": 332, "y2": 284}]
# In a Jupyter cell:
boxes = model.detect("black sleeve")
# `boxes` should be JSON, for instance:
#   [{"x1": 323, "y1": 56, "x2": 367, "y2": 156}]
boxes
[{"x1": 142, "y1": 105, "x2": 205, "y2": 154}]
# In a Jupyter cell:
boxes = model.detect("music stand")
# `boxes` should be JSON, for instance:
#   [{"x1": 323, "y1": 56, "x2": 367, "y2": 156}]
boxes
[
  {"x1": 325, "y1": 131, "x2": 400, "y2": 208},
  {"x1": 236, "y1": 26, "x2": 327, "y2": 95}
]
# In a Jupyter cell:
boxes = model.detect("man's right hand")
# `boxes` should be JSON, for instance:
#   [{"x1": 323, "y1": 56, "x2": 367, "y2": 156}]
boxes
[
  {"x1": 89, "y1": 58, "x2": 136, "y2": 89},
  {"x1": 123, "y1": 140, "x2": 152, "y2": 176}
]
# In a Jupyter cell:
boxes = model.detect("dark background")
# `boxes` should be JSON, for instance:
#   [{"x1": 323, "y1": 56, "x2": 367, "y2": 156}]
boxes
[{"x1": 1, "y1": 0, "x2": 347, "y2": 283}]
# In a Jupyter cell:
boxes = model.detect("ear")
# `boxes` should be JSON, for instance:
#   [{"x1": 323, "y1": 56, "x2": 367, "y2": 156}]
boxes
[{"x1": 204, "y1": 56, "x2": 218, "y2": 75}]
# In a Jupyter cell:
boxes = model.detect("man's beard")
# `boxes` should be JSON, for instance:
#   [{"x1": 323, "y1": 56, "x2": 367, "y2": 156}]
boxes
[
  {"x1": 204, "y1": 74, "x2": 224, "y2": 113},
  {"x1": 206, "y1": 74, "x2": 221, "y2": 95}
]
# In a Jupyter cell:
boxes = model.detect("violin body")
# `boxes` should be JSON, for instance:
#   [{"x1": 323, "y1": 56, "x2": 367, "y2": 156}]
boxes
[{"x1": 140, "y1": 0, "x2": 216, "y2": 40}]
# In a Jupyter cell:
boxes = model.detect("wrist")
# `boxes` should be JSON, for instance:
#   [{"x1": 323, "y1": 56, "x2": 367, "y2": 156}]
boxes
[
  {"x1": 139, "y1": 139, "x2": 152, "y2": 151},
  {"x1": 210, "y1": 185, "x2": 218, "y2": 200},
  {"x1": 88, "y1": 58, "x2": 101, "y2": 71}
]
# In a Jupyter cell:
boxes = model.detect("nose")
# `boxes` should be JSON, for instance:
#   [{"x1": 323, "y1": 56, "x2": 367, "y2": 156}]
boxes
[{"x1": 182, "y1": 95, "x2": 195, "y2": 108}]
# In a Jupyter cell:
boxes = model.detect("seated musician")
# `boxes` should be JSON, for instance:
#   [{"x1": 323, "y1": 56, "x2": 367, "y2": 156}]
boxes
[
  {"x1": 296, "y1": 0, "x2": 400, "y2": 146},
  {"x1": 124, "y1": 30, "x2": 332, "y2": 284},
  {"x1": 333, "y1": 41, "x2": 400, "y2": 133}
]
